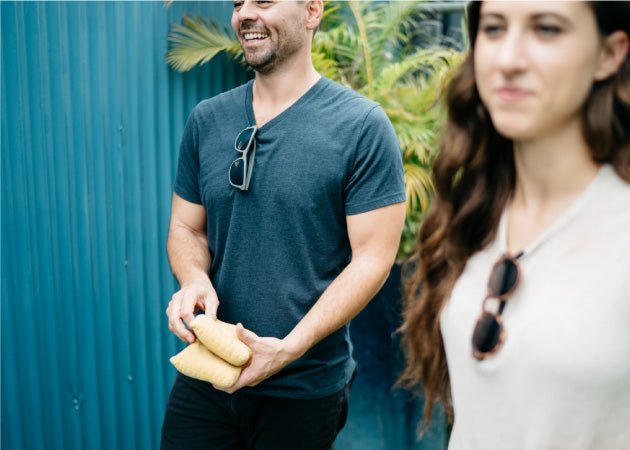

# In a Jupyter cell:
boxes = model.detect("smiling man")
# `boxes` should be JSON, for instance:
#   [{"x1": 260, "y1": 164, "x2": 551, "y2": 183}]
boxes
[{"x1": 160, "y1": 1, "x2": 406, "y2": 449}]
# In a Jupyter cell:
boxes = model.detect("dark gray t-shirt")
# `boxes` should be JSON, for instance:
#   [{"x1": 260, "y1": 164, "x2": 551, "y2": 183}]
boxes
[{"x1": 174, "y1": 76, "x2": 406, "y2": 398}]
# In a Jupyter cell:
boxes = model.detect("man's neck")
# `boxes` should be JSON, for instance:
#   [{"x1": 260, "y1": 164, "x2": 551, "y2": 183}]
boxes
[{"x1": 251, "y1": 58, "x2": 321, "y2": 127}]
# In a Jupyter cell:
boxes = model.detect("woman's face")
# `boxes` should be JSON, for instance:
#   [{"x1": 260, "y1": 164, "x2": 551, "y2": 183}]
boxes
[{"x1": 474, "y1": 1, "x2": 612, "y2": 142}]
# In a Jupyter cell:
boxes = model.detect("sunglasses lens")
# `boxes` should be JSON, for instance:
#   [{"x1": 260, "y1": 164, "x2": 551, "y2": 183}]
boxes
[
  {"x1": 235, "y1": 128, "x2": 255, "y2": 151},
  {"x1": 489, "y1": 258, "x2": 519, "y2": 297},
  {"x1": 473, "y1": 313, "x2": 502, "y2": 354},
  {"x1": 231, "y1": 126, "x2": 257, "y2": 191},
  {"x1": 229, "y1": 159, "x2": 245, "y2": 186}
]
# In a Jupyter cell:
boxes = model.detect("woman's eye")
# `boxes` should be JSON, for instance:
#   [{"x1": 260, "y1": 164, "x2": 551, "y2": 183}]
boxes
[
  {"x1": 480, "y1": 24, "x2": 504, "y2": 37},
  {"x1": 535, "y1": 24, "x2": 561, "y2": 37}
]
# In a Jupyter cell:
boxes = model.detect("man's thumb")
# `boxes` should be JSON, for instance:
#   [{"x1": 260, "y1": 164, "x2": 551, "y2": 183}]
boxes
[{"x1": 235, "y1": 322, "x2": 258, "y2": 346}]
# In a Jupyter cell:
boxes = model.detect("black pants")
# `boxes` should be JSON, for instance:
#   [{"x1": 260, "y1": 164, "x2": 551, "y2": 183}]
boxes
[{"x1": 161, "y1": 372, "x2": 354, "y2": 450}]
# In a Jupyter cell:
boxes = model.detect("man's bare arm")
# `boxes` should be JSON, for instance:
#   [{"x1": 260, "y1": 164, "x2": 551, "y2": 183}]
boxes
[
  {"x1": 285, "y1": 201, "x2": 407, "y2": 356},
  {"x1": 166, "y1": 193, "x2": 219, "y2": 343}
]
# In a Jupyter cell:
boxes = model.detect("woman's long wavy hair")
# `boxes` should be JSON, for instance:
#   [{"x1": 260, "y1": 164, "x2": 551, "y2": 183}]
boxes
[{"x1": 399, "y1": 1, "x2": 630, "y2": 427}]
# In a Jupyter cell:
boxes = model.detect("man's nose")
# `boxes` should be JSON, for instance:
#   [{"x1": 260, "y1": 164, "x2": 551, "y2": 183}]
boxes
[{"x1": 235, "y1": 1, "x2": 258, "y2": 22}]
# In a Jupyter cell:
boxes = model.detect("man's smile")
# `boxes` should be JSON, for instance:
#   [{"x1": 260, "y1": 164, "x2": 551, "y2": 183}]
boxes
[{"x1": 244, "y1": 32, "x2": 269, "y2": 41}]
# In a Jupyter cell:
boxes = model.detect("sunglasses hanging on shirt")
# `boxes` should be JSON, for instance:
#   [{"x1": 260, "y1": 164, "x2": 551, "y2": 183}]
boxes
[
  {"x1": 229, "y1": 125, "x2": 258, "y2": 191},
  {"x1": 472, "y1": 252, "x2": 523, "y2": 360}
]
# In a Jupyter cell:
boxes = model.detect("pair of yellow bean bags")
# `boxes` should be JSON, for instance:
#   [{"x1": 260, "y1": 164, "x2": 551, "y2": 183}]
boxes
[{"x1": 170, "y1": 315, "x2": 252, "y2": 388}]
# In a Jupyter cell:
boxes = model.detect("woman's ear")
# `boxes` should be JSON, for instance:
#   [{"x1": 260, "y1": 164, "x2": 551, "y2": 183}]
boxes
[{"x1": 594, "y1": 30, "x2": 629, "y2": 81}]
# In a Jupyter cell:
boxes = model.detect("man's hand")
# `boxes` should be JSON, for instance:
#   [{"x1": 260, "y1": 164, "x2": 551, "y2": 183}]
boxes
[
  {"x1": 166, "y1": 279, "x2": 219, "y2": 344},
  {"x1": 213, "y1": 324, "x2": 301, "y2": 394},
  {"x1": 166, "y1": 193, "x2": 215, "y2": 343}
]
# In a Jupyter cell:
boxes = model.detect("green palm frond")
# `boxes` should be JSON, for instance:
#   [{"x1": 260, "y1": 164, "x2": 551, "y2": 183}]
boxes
[
  {"x1": 314, "y1": 25, "x2": 362, "y2": 64},
  {"x1": 404, "y1": 163, "x2": 434, "y2": 215},
  {"x1": 319, "y1": 3, "x2": 341, "y2": 26},
  {"x1": 374, "y1": 1, "x2": 423, "y2": 44},
  {"x1": 365, "y1": 1, "x2": 428, "y2": 72},
  {"x1": 363, "y1": 47, "x2": 457, "y2": 98},
  {"x1": 397, "y1": 125, "x2": 439, "y2": 163},
  {"x1": 166, "y1": 15, "x2": 241, "y2": 72},
  {"x1": 311, "y1": 49, "x2": 343, "y2": 82},
  {"x1": 348, "y1": 2, "x2": 374, "y2": 86}
]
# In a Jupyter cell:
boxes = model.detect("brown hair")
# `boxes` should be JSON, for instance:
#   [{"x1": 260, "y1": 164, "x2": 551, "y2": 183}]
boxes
[{"x1": 399, "y1": 0, "x2": 630, "y2": 427}]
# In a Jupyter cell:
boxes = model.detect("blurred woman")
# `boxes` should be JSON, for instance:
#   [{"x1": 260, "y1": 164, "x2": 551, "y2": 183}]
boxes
[{"x1": 400, "y1": 1, "x2": 630, "y2": 448}]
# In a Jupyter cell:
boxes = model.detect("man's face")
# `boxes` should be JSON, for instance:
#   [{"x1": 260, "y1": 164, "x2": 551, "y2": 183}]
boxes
[{"x1": 231, "y1": 1, "x2": 310, "y2": 74}]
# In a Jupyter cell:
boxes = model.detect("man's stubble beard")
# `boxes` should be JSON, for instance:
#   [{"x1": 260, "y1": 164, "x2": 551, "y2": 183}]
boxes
[
  {"x1": 244, "y1": 48, "x2": 278, "y2": 75},
  {"x1": 243, "y1": 26, "x2": 306, "y2": 75}
]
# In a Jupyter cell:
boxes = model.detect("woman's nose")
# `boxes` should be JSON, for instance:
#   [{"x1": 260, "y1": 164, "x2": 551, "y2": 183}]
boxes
[{"x1": 495, "y1": 30, "x2": 528, "y2": 76}]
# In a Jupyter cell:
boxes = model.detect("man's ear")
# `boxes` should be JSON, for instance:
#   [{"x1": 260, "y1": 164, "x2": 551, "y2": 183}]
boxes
[
  {"x1": 304, "y1": 0, "x2": 323, "y2": 32},
  {"x1": 594, "y1": 30, "x2": 629, "y2": 81}
]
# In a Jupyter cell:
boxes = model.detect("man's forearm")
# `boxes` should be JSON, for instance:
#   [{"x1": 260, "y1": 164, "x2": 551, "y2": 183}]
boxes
[
  {"x1": 282, "y1": 253, "x2": 395, "y2": 361},
  {"x1": 281, "y1": 202, "x2": 405, "y2": 363},
  {"x1": 167, "y1": 223, "x2": 212, "y2": 287}
]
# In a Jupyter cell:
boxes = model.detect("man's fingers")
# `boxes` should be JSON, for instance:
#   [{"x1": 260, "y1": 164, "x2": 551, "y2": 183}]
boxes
[
  {"x1": 202, "y1": 289, "x2": 220, "y2": 319},
  {"x1": 235, "y1": 323, "x2": 258, "y2": 346},
  {"x1": 169, "y1": 314, "x2": 196, "y2": 344},
  {"x1": 167, "y1": 293, "x2": 197, "y2": 343}
]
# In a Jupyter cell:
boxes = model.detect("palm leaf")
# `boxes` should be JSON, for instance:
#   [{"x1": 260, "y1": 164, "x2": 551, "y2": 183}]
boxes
[
  {"x1": 348, "y1": 2, "x2": 373, "y2": 86},
  {"x1": 404, "y1": 163, "x2": 434, "y2": 215},
  {"x1": 314, "y1": 25, "x2": 362, "y2": 64},
  {"x1": 366, "y1": 1, "x2": 428, "y2": 74},
  {"x1": 363, "y1": 47, "x2": 457, "y2": 98},
  {"x1": 166, "y1": 15, "x2": 241, "y2": 72},
  {"x1": 311, "y1": 49, "x2": 343, "y2": 82}
]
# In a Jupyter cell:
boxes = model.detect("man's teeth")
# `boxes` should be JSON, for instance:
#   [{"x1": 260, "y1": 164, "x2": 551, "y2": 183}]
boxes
[{"x1": 244, "y1": 33, "x2": 268, "y2": 41}]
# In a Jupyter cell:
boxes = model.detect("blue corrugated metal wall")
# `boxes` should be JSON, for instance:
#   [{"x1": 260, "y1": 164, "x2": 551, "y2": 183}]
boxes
[
  {"x1": 1, "y1": 2, "x2": 447, "y2": 449},
  {"x1": 1, "y1": 2, "x2": 250, "y2": 449}
]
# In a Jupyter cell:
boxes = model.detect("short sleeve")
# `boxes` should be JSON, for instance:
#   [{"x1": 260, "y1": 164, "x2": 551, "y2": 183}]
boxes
[
  {"x1": 344, "y1": 105, "x2": 406, "y2": 215},
  {"x1": 173, "y1": 108, "x2": 202, "y2": 204}
]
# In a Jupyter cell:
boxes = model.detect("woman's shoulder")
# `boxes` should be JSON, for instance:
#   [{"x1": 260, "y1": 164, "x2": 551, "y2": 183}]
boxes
[{"x1": 598, "y1": 164, "x2": 630, "y2": 206}]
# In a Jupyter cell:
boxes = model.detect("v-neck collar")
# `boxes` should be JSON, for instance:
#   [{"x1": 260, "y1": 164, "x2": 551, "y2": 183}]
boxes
[{"x1": 243, "y1": 76, "x2": 328, "y2": 132}]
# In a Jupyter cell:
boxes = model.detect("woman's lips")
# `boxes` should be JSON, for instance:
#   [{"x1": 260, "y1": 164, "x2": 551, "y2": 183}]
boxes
[{"x1": 495, "y1": 86, "x2": 532, "y2": 102}]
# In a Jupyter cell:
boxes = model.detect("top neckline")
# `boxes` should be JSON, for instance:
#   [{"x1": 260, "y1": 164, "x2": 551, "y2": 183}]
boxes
[{"x1": 498, "y1": 165, "x2": 609, "y2": 259}]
